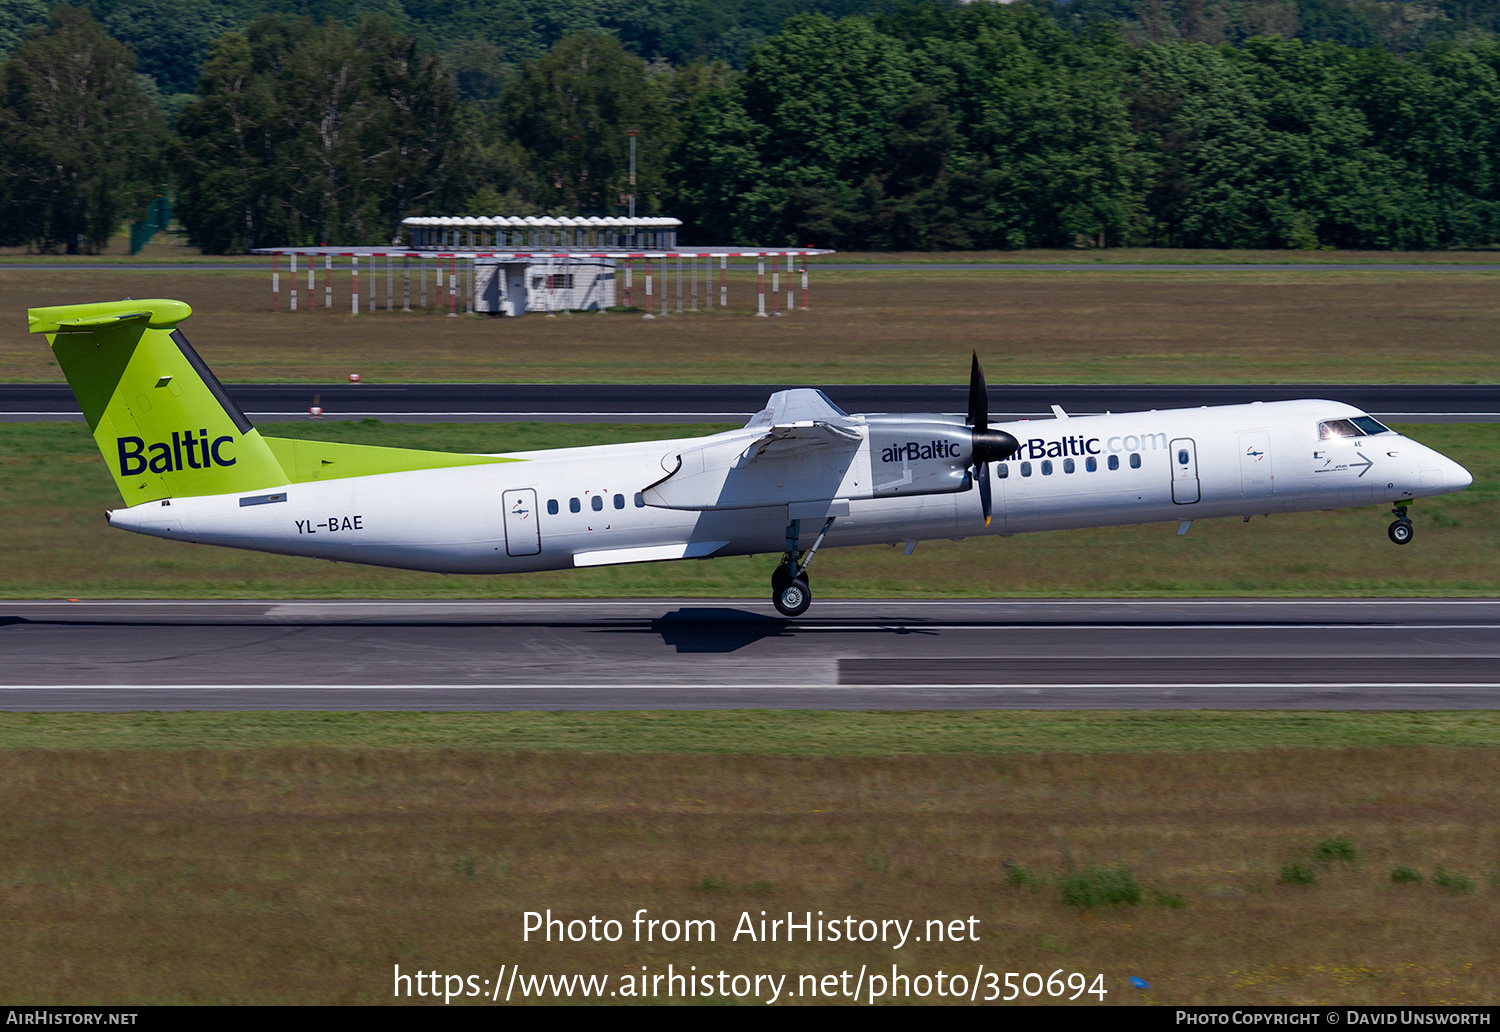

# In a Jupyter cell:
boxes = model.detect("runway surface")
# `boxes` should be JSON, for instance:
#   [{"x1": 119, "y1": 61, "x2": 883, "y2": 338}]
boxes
[
  {"x1": 3, "y1": 599, "x2": 1498, "y2": 711},
  {"x1": 5, "y1": 382, "x2": 1498, "y2": 423}
]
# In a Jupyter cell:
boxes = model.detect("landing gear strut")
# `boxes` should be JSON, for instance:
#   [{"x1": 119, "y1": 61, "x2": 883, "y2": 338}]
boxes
[
  {"x1": 771, "y1": 516, "x2": 835, "y2": 617},
  {"x1": 1388, "y1": 504, "x2": 1413, "y2": 545}
]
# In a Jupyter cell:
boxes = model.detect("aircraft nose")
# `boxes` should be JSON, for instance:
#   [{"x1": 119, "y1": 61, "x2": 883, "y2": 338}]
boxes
[{"x1": 1448, "y1": 456, "x2": 1474, "y2": 490}]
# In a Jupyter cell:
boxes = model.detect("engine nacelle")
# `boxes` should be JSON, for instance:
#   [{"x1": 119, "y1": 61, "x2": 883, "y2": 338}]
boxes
[{"x1": 867, "y1": 419, "x2": 976, "y2": 497}]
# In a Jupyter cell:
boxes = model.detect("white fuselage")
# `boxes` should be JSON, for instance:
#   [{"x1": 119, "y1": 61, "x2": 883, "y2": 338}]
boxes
[{"x1": 106, "y1": 400, "x2": 1472, "y2": 573}]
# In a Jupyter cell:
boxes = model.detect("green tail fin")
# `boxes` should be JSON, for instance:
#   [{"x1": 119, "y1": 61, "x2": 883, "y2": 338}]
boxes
[{"x1": 29, "y1": 299, "x2": 289, "y2": 503}]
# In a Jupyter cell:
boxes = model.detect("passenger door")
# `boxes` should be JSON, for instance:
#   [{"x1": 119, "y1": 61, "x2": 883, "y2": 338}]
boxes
[
  {"x1": 503, "y1": 488, "x2": 541, "y2": 556},
  {"x1": 1170, "y1": 438, "x2": 1200, "y2": 504}
]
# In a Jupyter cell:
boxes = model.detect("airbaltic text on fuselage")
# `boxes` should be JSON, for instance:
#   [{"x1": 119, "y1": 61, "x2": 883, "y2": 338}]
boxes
[
  {"x1": 1015, "y1": 432, "x2": 1168, "y2": 460},
  {"x1": 881, "y1": 439, "x2": 963, "y2": 463},
  {"x1": 117, "y1": 431, "x2": 234, "y2": 475}
]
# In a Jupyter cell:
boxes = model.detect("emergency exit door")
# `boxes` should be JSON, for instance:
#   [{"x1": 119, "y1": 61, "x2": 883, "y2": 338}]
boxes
[
  {"x1": 1238, "y1": 430, "x2": 1273, "y2": 499},
  {"x1": 1170, "y1": 438, "x2": 1200, "y2": 504},
  {"x1": 503, "y1": 488, "x2": 541, "y2": 556}
]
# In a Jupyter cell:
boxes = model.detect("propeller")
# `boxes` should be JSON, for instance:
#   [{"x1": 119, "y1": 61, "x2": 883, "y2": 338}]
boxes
[{"x1": 967, "y1": 352, "x2": 1019, "y2": 526}]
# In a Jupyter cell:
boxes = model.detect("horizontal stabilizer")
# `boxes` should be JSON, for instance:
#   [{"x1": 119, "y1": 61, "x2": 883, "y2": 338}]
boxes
[{"x1": 29, "y1": 299, "x2": 191, "y2": 335}]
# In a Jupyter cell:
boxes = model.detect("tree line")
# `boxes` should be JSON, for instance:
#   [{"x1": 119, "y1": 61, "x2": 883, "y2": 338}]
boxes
[{"x1": 2, "y1": 2, "x2": 1499, "y2": 253}]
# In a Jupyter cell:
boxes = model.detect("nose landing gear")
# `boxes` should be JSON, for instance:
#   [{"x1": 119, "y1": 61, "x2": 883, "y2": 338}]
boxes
[
  {"x1": 771, "y1": 515, "x2": 836, "y2": 617},
  {"x1": 1388, "y1": 504, "x2": 1413, "y2": 545}
]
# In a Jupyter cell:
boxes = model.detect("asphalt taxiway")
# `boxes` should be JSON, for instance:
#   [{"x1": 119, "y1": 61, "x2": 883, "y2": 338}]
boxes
[{"x1": 3, "y1": 599, "x2": 1497, "y2": 711}]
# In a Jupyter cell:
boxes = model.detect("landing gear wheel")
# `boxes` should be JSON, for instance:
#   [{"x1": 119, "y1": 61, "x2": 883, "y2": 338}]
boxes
[
  {"x1": 771, "y1": 560, "x2": 796, "y2": 594},
  {"x1": 773, "y1": 576, "x2": 811, "y2": 617},
  {"x1": 1388, "y1": 519, "x2": 1413, "y2": 545}
]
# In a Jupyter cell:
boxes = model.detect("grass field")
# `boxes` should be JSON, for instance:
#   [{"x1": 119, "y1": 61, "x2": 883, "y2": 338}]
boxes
[
  {"x1": 4, "y1": 249, "x2": 1498, "y2": 1007},
  {"x1": 1, "y1": 420, "x2": 1494, "y2": 599},
  {"x1": 4, "y1": 266, "x2": 1500, "y2": 384},
  {"x1": 1, "y1": 712, "x2": 1497, "y2": 1005}
]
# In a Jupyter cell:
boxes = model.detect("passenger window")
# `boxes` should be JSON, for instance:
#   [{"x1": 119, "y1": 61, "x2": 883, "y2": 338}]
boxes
[
  {"x1": 614, "y1": 494, "x2": 625, "y2": 509},
  {"x1": 1021, "y1": 462, "x2": 1032, "y2": 477},
  {"x1": 634, "y1": 492, "x2": 645, "y2": 508},
  {"x1": 569, "y1": 497, "x2": 580, "y2": 513},
  {"x1": 1108, "y1": 455, "x2": 1119, "y2": 471},
  {"x1": 591, "y1": 494, "x2": 604, "y2": 511},
  {"x1": 1085, "y1": 456, "x2": 1097, "y2": 472},
  {"x1": 1040, "y1": 460, "x2": 1051, "y2": 475},
  {"x1": 1130, "y1": 453, "x2": 1141, "y2": 469},
  {"x1": 997, "y1": 463, "x2": 1008, "y2": 479},
  {"x1": 1063, "y1": 457, "x2": 1075, "y2": 474},
  {"x1": 1177, "y1": 449, "x2": 1190, "y2": 464},
  {"x1": 547, "y1": 499, "x2": 558, "y2": 515}
]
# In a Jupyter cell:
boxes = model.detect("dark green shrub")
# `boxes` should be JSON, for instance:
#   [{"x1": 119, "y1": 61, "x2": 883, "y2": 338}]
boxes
[
  {"x1": 1312, "y1": 836, "x2": 1357, "y2": 864},
  {"x1": 1433, "y1": 869, "x2": 1474, "y2": 894},
  {"x1": 1279, "y1": 862, "x2": 1316, "y2": 885},
  {"x1": 1061, "y1": 865, "x2": 1140, "y2": 907},
  {"x1": 1390, "y1": 866, "x2": 1423, "y2": 884},
  {"x1": 1004, "y1": 858, "x2": 1042, "y2": 888}
]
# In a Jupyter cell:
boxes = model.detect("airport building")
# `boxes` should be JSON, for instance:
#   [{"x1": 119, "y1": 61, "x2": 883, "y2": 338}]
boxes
[{"x1": 251, "y1": 216, "x2": 833, "y2": 318}]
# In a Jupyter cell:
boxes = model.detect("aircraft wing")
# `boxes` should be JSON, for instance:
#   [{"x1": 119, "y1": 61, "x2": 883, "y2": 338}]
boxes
[
  {"x1": 643, "y1": 389, "x2": 865, "y2": 510},
  {"x1": 733, "y1": 418, "x2": 862, "y2": 467}
]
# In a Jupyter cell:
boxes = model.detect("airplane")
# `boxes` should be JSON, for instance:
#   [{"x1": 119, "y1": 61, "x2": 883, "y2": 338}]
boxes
[{"x1": 29, "y1": 298, "x2": 1474, "y2": 617}]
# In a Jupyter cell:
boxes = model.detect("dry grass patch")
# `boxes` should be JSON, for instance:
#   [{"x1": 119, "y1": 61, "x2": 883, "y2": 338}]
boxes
[
  {"x1": 1, "y1": 744, "x2": 1497, "y2": 1004},
  {"x1": 4, "y1": 268, "x2": 1500, "y2": 384}
]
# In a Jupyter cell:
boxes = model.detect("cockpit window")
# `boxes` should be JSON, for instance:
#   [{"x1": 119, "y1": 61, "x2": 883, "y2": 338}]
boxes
[
  {"x1": 1350, "y1": 416, "x2": 1392, "y2": 436},
  {"x1": 1320, "y1": 416, "x2": 1392, "y2": 440}
]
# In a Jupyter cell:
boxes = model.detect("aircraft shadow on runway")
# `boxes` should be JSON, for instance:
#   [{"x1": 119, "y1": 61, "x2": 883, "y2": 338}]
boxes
[{"x1": 634, "y1": 607, "x2": 941, "y2": 654}]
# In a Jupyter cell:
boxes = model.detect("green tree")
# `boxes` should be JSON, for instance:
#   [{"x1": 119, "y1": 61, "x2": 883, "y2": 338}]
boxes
[
  {"x1": 0, "y1": 0, "x2": 48, "y2": 64},
  {"x1": 174, "y1": 15, "x2": 472, "y2": 252},
  {"x1": 0, "y1": 6, "x2": 166, "y2": 252},
  {"x1": 1128, "y1": 37, "x2": 1444, "y2": 249},
  {"x1": 499, "y1": 33, "x2": 673, "y2": 215}
]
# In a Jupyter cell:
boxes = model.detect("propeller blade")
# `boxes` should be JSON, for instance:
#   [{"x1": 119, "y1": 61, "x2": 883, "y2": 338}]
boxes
[
  {"x1": 977, "y1": 459, "x2": 992, "y2": 527},
  {"x1": 966, "y1": 353, "x2": 1019, "y2": 467},
  {"x1": 968, "y1": 351, "x2": 989, "y2": 432}
]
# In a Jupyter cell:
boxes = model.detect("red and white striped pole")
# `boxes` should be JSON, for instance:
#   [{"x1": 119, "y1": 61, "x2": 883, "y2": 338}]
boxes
[
  {"x1": 289, "y1": 253, "x2": 297, "y2": 311},
  {"x1": 324, "y1": 255, "x2": 332, "y2": 309},
  {"x1": 787, "y1": 254, "x2": 794, "y2": 312},
  {"x1": 801, "y1": 260, "x2": 809, "y2": 310},
  {"x1": 643, "y1": 258, "x2": 655, "y2": 319},
  {"x1": 272, "y1": 255, "x2": 279, "y2": 311},
  {"x1": 351, "y1": 255, "x2": 359, "y2": 315},
  {"x1": 625, "y1": 258, "x2": 633, "y2": 309},
  {"x1": 448, "y1": 256, "x2": 457, "y2": 316},
  {"x1": 720, "y1": 255, "x2": 727, "y2": 307},
  {"x1": 756, "y1": 256, "x2": 767, "y2": 317},
  {"x1": 306, "y1": 254, "x2": 315, "y2": 309},
  {"x1": 771, "y1": 254, "x2": 780, "y2": 316}
]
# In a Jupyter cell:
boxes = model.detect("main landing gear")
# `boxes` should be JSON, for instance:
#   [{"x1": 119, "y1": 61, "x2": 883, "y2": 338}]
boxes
[
  {"x1": 771, "y1": 516, "x2": 836, "y2": 617},
  {"x1": 1388, "y1": 504, "x2": 1413, "y2": 545}
]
